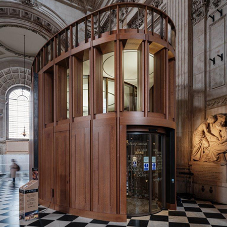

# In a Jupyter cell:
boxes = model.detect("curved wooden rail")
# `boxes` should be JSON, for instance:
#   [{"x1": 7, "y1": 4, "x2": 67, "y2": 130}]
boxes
[{"x1": 32, "y1": 2, "x2": 175, "y2": 73}]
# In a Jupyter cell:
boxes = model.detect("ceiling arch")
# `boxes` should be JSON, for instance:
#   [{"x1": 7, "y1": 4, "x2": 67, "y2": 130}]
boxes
[{"x1": 0, "y1": 67, "x2": 31, "y2": 96}]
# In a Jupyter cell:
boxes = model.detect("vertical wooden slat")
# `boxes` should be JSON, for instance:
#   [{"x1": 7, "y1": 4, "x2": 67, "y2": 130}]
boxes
[
  {"x1": 51, "y1": 39, "x2": 53, "y2": 61},
  {"x1": 151, "y1": 9, "x2": 154, "y2": 34},
  {"x1": 73, "y1": 57, "x2": 83, "y2": 117},
  {"x1": 145, "y1": 6, "x2": 148, "y2": 34},
  {"x1": 98, "y1": 12, "x2": 101, "y2": 38},
  {"x1": 70, "y1": 26, "x2": 73, "y2": 49},
  {"x1": 58, "y1": 33, "x2": 61, "y2": 56},
  {"x1": 144, "y1": 41, "x2": 149, "y2": 117},
  {"x1": 65, "y1": 29, "x2": 68, "y2": 52},
  {"x1": 109, "y1": 7, "x2": 111, "y2": 34},
  {"x1": 85, "y1": 17, "x2": 88, "y2": 42},
  {"x1": 137, "y1": 7, "x2": 140, "y2": 32},
  {"x1": 75, "y1": 23, "x2": 78, "y2": 47},
  {"x1": 160, "y1": 14, "x2": 163, "y2": 39},
  {"x1": 117, "y1": 5, "x2": 119, "y2": 33},
  {"x1": 165, "y1": 17, "x2": 168, "y2": 41},
  {"x1": 91, "y1": 15, "x2": 94, "y2": 40}
]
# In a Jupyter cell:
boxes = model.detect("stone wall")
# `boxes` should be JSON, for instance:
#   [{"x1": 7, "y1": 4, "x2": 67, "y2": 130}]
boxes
[{"x1": 190, "y1": 0, "x2": 227, "y2": 203}]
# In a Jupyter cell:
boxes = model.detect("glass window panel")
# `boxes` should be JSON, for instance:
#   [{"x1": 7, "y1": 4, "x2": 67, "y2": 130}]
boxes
[
  {"x1": 149, "y1": 54, "x2": 154, "y2": 112},
  {"x1": 83, "y1": 60, "x2": 90, "y2": 116},
  {"x1": 8, "y1": 88, "x2": 30, "y2": 139},
  {"x1": 102, "y1": 52, "x2": 115, "y2": 113},
  {"x1": 107, "y1": 79, "x2": 115, "y2": 112},
  {"x1": 83, "y1": 75, "x2": 89, "y2": 116},
  {"x1": 103, "y1": 78, "x2": 107, "y2": 113},
  {"x1": 123, "y1": 50, "x2": 139, "y2": 111}
]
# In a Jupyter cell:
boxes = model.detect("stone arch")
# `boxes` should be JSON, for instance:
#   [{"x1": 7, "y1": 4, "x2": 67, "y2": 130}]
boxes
[{"x1": 0, "y1": 67, "x2": 31, "y2": 96}]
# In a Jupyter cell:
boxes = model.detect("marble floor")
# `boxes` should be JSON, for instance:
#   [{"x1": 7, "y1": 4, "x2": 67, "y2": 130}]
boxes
[{"x1": 0, "y1": 177, "x2": 227, "y2": 226}]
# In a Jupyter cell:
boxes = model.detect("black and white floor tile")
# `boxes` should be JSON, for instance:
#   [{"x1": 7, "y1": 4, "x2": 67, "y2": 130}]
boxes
[{"x1": 0, "y1": 177, "x2": 227, "y2": 227}]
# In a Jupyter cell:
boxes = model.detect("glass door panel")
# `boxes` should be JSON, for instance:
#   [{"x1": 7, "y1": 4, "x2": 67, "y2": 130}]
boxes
[
  {"x1": 127, "y1": 132, "x2": 164, "y2": 215},
  {"x1": 151, "y1": 134, "x2": 163, "y2": 213},
  {"x1": 127, "y1": 134, "x2": 150, "y2": 215}
]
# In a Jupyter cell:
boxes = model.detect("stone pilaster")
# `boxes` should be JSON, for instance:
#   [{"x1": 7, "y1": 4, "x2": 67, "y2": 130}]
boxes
[{"x1": 167, "y1": 0, "x2": 194, "y2": 193}]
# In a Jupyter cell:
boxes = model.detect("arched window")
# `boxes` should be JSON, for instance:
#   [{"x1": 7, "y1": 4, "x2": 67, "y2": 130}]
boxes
[{"x1": 6, "y1": 86, "x2": 30, "y2": 139}]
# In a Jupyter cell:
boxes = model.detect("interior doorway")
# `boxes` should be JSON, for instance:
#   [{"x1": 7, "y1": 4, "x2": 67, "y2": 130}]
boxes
[{"x1": 126, "y1": 132, "x2": 166, "y2": 215}]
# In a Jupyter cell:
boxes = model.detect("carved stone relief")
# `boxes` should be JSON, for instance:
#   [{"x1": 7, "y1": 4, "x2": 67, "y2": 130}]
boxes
[{"x1": 191, "y1": 114, "x2": 227, "y2": 163}]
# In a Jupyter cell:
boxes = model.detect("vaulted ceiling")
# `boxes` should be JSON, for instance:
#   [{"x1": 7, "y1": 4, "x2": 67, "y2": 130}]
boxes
[{"x1": 0, "y1": 0, "x2": 164, "y2": 97}]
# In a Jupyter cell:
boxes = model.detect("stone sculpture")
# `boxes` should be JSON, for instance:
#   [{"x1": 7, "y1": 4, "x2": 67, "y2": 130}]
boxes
[{"x1": 191, "y1": 114, "x2": 227, "y2": 163}]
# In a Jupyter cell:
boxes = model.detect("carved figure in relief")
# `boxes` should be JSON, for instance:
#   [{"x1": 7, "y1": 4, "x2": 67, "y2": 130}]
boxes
[{"x1": 191, "y1": 114, "x2": 227, "y2": 163}]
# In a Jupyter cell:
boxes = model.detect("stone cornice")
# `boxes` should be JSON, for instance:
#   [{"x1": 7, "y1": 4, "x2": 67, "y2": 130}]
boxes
[{"x1": 207, "y1": 95, "x2": 227, "y2": 109}]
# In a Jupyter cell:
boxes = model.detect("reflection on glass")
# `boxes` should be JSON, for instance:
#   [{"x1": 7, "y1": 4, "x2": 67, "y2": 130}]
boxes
[
  {"x1": 123, "y1": 50, "x2": 139, "y2": 111},
  {"x1": 149, "y1": 54, "x2": 154, "y2": 112},
  {"x1": 102, "y1": 52, "x2": 115, "y2": 113},
  {"x1": 126, "y1": 133, "x2": 163, "y2": 215},
  {"x1": 67, "y1": 69, "x2": 69, "y2": 118},
  {"x1": 151, "y1": 134, "x2": 162, "y2": 212},
  {"x1": 83, "y1": 60, "x2": 90, "y2": 116},
  {"x1": 127, "y1": 134, "x2": 150, "y2": 215},
  {"x1": 103, "y1": 79, "x2": 107, "y2": 113},
  {"x1": 83, "y1": 75, "x2": 89, "y2": 116}
]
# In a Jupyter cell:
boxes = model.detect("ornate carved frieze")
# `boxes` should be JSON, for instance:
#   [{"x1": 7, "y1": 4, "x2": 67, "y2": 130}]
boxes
[
  {"x1": 0, "y1": 6, "x2": 59, "y2": 37},
  {"x1": 207, "y1": 96, "x2": 227, "y2": 109},
  {"x1": 192, "y1": 0, "x2": 222, "y2": 25}
]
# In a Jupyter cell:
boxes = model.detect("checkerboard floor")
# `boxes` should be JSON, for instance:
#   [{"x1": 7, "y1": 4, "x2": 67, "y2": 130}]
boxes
[{"x1": 0, "y1": 177, "x2": 227, "y2": 227}]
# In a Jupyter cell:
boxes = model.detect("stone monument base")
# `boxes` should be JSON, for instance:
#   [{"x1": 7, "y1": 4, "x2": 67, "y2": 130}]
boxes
[{"x1": 190, "y1": 161, "x2": 227, "y2": 204}]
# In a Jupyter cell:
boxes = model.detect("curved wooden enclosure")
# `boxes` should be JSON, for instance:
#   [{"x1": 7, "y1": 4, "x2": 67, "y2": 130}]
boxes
[{"x1": 32, "y1": 3, "x2": 176, "y2": 222}]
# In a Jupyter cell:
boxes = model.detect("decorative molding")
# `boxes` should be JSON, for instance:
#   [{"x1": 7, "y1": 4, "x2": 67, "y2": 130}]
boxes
[
  {"x1": 0, "y1": 67, "x2": 31, "y2": 96},
  {"x1": 19, "y1": 0, "x2": 41, "y2": 8},
  {"x1": 192, "y1": 0, "x2": 222, "y2": 25},
  {"x1": 0, "y1": 41, "x2": 35, "y2": 59},
  {"x1": 207, "y1": 95, "x2": 227, "y2": 109},
  {"x1": 0, "y1": 6, "x2": 60, "y2": 37}
]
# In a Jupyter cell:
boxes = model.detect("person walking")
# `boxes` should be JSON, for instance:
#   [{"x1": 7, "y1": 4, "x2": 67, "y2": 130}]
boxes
[{"x1": 10, "y1": 159, "x2": 19, "y2": 183}]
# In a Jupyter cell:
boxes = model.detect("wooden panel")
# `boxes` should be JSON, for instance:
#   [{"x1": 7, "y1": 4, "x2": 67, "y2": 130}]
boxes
[
  {"x1": 153, "y1": 48, "x2": 165, "y2": 114},
  {"x1": 71, "y1": 120, "x2": 90, "y2": 210},
  {"x1": 94, "y1": 48, "x2": 103, "y2": 114},
  {"x1": 169, "y1": 59, "x2": 175, "y2": 121},
  {"x1": 39, "y1": 127, "x2": 54, "y2": 203},
  {"x1": 44, "y1": 72, "x2": 54, "y2": 124},
  {"x1": 93, "y1": 118, "x2": 117, "y2": 214},
  {"x1": 56, "y1": 65, "x2": 67, "y2": 121},
  {"x1": 119, "y1": 125, "x2": 127, "y2": 214},
  {"x1": 73, "y1": 56, "x2": 83, "y2": 117},
  {"x1": 54, "y1": 130, "x2": 70, "y2": 207}
]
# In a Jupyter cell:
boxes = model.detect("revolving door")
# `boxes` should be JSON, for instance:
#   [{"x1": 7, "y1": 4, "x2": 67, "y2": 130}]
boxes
[{"x1": 127, "y1": 132, "x2": 166, "y2": 215}]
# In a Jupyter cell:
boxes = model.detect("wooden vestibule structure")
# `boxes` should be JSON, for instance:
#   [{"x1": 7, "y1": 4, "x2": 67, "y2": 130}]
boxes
[{"x1": 31, "y1": 3, "x2": 176, "y2": 222}]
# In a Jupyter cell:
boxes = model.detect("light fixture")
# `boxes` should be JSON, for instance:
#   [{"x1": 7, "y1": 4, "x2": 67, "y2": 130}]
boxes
[{"x1": 22, "y1": 35, "x2": 27, "y2": 138}]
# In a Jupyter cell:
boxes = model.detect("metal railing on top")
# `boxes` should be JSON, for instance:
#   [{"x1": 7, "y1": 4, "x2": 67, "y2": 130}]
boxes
[{"x1": 33, "y1": 2, "x2": 176, "y2": 73}]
